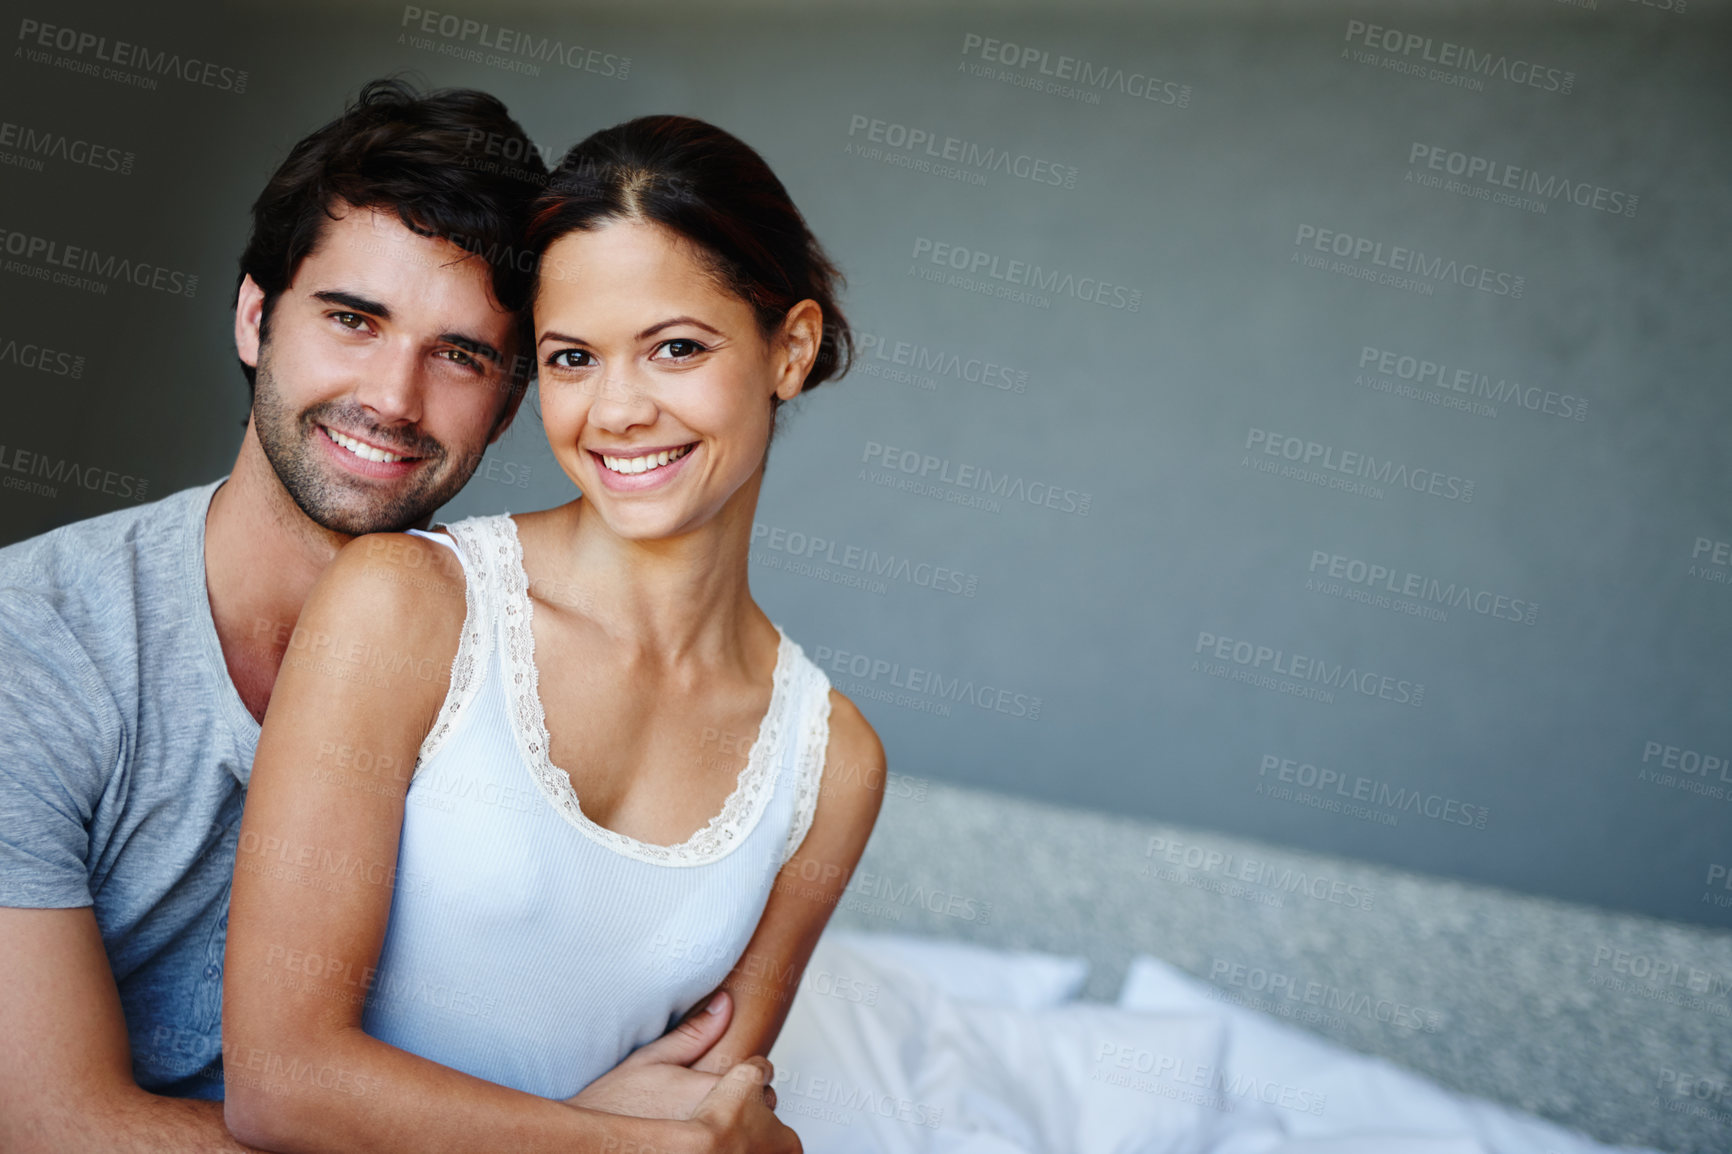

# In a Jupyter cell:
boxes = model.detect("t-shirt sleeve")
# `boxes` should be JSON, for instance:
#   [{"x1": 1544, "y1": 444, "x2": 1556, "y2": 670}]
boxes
[{"x1": 0, "y1": 590, "x2": 123, "y2": 909}]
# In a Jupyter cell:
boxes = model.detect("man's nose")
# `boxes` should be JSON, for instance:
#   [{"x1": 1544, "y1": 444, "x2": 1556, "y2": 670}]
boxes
[{"x1": 351, "y1": 340, "x2": 426, "y2": 426}]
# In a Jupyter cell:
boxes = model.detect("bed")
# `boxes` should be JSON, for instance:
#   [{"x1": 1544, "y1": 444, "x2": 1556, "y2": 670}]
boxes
[{"x1": 766, "y1": 780, "x2": 1731, "y2": 1153}]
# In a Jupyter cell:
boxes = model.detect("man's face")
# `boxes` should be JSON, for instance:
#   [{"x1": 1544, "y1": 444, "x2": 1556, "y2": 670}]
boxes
[{"x1": 237, "y1": 202, "x2": 522, "y2": 536}]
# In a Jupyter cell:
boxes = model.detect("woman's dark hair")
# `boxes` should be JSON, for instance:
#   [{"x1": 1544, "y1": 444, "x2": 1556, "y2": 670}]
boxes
[
  {"x1": 235, "y1": 76, "x2": 547, "y2": 398},
  {"x1": 525, "y1": 115, "x2": 853, "y2": 420}
]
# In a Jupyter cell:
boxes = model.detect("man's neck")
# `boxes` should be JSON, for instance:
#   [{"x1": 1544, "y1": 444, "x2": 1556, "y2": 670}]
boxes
[{"x1": 205, "y1": 425, "x2": 360, "y2": 723}]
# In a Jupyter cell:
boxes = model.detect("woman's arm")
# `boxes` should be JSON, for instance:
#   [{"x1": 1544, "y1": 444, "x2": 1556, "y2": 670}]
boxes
[
  {"x1": 222, "y1": 533, "x2": 731, "y2": 1154},
  {"x1": 686, "y1": 690, "x2": 888, "y2": 1075}
]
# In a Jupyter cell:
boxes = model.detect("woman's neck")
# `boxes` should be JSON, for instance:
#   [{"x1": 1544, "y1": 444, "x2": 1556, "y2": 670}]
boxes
[{"x1": 528, "y1": 471, "x2": 771, "y2": 670}]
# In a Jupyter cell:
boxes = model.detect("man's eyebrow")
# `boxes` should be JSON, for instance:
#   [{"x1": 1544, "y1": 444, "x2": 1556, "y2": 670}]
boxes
[{"x1": 312, "y1": 290, "x2": 392, "y2": 318}]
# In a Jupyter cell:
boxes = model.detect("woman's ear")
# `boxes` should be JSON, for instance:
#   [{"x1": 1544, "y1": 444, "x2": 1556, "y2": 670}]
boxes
[{"x1": 774, "y1": 300, "x2": 823, "y2": 401}]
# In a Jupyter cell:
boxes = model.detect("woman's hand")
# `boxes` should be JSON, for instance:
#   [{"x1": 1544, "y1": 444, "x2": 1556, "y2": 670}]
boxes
[
  {"x1": 566, "y1": 990, "x2": 777, "y2": 1121},
  {"x1": 687, "y1": 1058, "x2": 801, "y2": 1154}
]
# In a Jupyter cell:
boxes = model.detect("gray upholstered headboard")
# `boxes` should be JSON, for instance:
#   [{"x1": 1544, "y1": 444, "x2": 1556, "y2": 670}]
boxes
[{"x1": 825, "y1": 779, "x2": 1732, "y2": 1154}]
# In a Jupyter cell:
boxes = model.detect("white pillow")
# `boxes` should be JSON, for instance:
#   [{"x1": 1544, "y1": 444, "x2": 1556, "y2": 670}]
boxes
[
  {"x1": 1117, "y1": 956, "x2": 1663, "y2": 1154},
  {"x1": 770, "y1": 933, "x2": 1225, "y2": 1154},
  {"x1": 768, "y1": 932, "x2": 949, "y2": 1154},
  {"x1": 827, "y1": 929, "x2": 1090, "y2": 1009},
  {"x1": 915, "y1": 997, "x2": 1232, "y2": 1154}
]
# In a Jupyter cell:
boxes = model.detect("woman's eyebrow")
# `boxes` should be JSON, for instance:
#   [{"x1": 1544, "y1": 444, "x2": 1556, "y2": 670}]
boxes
[
  {"x1": 637, "y1": 317, "x2": 724, "y2": 340},
  {"x1": 538, "y1": 318, "x2": 725, "y2": 348}
]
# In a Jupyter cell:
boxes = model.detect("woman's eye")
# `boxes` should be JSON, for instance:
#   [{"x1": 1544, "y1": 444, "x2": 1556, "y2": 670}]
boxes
[
  {"x1": 548, "y1": 349, "x2": 596, "y2": 369},
  {"x1": 658, "y1": 338, "x2": 707, "y2": 360}
]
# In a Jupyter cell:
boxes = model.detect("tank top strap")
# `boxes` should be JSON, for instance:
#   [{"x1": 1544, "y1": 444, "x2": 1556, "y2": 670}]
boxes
[
  {"x1": 407, "y1": 518, "x2": 500, "y2": 775},
  {"x1": 777, "y1": 645, "x2": 834, "y2": 868}
]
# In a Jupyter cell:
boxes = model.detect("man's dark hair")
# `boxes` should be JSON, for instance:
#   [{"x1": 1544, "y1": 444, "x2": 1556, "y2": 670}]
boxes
[{"x1": 235, "y1": 76, "x2": 547, "y2": 400}]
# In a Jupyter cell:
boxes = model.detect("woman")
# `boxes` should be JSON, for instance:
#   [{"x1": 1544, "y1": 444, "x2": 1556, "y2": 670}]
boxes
[{"x1": 223, "y1": 116, "x2": 885, "y2": 1153}]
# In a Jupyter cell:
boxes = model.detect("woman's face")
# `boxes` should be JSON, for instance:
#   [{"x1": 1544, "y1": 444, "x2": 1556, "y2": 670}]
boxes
[{"x1": 534, "y1": 218, "x2": 814, "y2": 539}]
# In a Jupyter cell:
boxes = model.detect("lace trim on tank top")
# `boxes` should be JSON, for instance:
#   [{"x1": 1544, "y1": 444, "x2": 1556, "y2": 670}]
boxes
[
  {"x1": 409, "y1": 522, "x2": 492, "y2": 777},
  {"x1": 779, "y1": 668, "x2": 834, "y2": 867},
  {"x1": 487, "y1": 513, "x2": 798, "y2": 867}
]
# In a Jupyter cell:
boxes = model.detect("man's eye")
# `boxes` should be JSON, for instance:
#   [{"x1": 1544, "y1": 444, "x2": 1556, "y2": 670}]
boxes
[
  {"x1": 439, "y1": 348, "x2": 481, "y2": 371},
  {"x1": 548, "y1": 348, "x2": 595, "y2": 369},
  {"x1": 332, "y1": 312, "x2": 367, "y2": 330},
  {"x1": 658, "y1": 339, "x2": 707, "y2": 360}
]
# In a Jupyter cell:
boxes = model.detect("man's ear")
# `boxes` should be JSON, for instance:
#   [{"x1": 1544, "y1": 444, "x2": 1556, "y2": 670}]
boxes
[
  {"x1": 235, "y1": 275, "x2": 267, "y2": 369},
  {"x1": 775, "y1": 299, "x2": 823, "y2": 402}
]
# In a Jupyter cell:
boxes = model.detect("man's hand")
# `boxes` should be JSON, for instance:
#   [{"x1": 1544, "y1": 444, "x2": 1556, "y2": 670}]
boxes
[
  {"x1": 566, "y1": 990, "x2": 777, "y2": 1121},
  {"x1": 688, "y1": 1058, "x2": 801, "y2": 1154}
]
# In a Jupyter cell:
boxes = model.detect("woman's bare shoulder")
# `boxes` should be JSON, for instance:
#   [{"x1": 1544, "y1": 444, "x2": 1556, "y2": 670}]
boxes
[
  {"x1": 284, "y1": 532, "x2": 472, "y2": 702},
  {"x1": 813, "y1": 687, "x2": 888, "y2": 836}
]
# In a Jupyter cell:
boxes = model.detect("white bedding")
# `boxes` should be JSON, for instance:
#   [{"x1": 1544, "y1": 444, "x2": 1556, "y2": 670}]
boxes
[{"x1": 766, "y1": 931, "x2": 1662, "y2": 1154}]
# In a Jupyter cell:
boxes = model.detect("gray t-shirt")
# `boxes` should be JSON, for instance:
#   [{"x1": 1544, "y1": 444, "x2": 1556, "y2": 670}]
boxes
[{"x1": 0, "y1": 477, "x2": 259, "y2": 1099}]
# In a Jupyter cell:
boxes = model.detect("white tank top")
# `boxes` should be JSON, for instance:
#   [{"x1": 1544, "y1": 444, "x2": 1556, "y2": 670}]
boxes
[{"x1": 357, "y1": 513, "x2": 834, "y2": 1099}]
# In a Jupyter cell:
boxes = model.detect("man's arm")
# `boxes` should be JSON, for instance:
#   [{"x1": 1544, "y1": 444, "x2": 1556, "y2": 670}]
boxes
[
  {"x1": 0, "y1": 589, "x2": 254, "y2": 1152},
  {"x1": 0, "y1": 905, "x2": 259, "y2": 1153}
]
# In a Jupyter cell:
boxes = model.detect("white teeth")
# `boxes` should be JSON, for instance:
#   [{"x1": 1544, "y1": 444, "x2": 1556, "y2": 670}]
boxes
[
  {"x1": 327, "y1": 427, "x2": 407, "y2": 463},
  {"x1": 600, "y1": 444, "x2": 692, "y2": 475}
]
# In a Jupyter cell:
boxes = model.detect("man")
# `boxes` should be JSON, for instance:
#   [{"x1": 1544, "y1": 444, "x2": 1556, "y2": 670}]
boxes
[{"x1": 0, "y1": 78, "x2": 789, "y2": 1152}]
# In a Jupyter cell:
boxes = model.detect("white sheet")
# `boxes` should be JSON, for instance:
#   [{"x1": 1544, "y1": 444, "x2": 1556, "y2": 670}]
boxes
[{"x1": 766, "y1": 933, "x2": 1664, "y2": 1154}]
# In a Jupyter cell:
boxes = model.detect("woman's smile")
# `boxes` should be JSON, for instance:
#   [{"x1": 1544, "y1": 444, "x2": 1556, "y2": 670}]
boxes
[{"x1": 589, "y1": 440, "x2": 700, "y2": 491}]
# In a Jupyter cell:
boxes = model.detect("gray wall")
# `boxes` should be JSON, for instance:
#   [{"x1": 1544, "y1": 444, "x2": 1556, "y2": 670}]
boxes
[{"x1": 2, "y1": 0, "x2": 1728, "y2": 927}]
